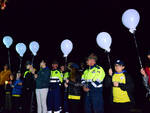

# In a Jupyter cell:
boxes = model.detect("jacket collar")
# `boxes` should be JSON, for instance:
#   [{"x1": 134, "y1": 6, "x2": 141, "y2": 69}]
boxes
[
  {"x1": 115, "y1": 70, "x2": 126, "y2": 74},
  {"x1": 40, "y1": 67, "x2": 49, "y2": 70},
  {"x1": 89, "y1": 64, "x2": 97, "y2": 69}
]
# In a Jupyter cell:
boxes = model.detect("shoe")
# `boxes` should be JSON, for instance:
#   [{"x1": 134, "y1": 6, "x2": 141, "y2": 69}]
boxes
[{"x1": 48, "y1": 111, "x2": 52, "y2": 113}]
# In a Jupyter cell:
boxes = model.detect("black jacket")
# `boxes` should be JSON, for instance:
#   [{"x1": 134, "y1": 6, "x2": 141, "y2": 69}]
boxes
[
  {"x1": 23, "y1": 71, "x2": 36, "y2": 91},
  {"x1": 67, "y1": 72, "x2": 82, "y2": 97},
  {"x1": 104, "y1": 72, "x2": 135, "y2": 104}
]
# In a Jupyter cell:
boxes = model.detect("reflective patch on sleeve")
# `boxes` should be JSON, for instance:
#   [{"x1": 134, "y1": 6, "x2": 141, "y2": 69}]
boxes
[{"x1": 96, "y1": 79, "x2": 101, "y2": 83}]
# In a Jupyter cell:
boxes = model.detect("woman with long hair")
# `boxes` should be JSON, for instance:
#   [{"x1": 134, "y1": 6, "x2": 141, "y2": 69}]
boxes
[{"x1": 64, "y1": 63, "x2": 82, "y2": 113}]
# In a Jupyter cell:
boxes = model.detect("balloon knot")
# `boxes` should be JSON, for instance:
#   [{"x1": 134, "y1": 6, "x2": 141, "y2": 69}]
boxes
[
  {"x1": 64, "y1": 55, "x2": 68, "y2": 57},
  {"x1": 129, "y1": 28, "x2": 136, "y2": 34}
]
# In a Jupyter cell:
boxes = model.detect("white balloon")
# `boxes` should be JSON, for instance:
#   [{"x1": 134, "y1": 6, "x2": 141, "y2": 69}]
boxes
[
  {"x1": 61, "y1": 39, "x2": 73, "y2": 57},
  {"x1": 96, "y1": 32, "x2": 112, "y2": 52},
  {"x1": 3, "y1": 36, "x2": 13, "y2": 48},
  {"x1": 122, "y1": 9, "x2": 140, "y2": 33},
  {"x1": 29, "y1": 41, "x2": 40, "y2": 56},
  {"x1": 16, "y1": 43, "x2": 27, "y2": 57}
]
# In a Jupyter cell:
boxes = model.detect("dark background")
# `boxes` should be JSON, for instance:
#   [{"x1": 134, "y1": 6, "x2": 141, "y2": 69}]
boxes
[{"x1": 0, "y1": 0, "x2": 149, "y2": 109}]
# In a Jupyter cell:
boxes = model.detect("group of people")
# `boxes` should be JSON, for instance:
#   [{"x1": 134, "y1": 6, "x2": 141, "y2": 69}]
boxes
[{"x1": 0, "y1": 52, "x2": 150, "y2": 113}]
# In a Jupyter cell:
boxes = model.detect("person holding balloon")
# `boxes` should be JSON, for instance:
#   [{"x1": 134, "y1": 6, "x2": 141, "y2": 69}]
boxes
[
  {"x1": 62, "y1": 62, "x2": 73, "y2": 113},
  {"x1": 23, "y1": 61, "x2": 36, "y2": 113},
  {"x1": 140, "y1": 50, "x2": 150, "y2": 113},
  {"x1": 107, "y1": 60, "x2": 134, "y2": 113},
  {"x1": 11, "y1": 71, "x2": 23, "y2": 113},
  {"x1": 64, "y1": 63, "x2": 82, "y2": 113},
  {"x1": 19, "y1": 41, "x2": 39, "y2": 113},
  {"x1": 60, "y1": 39, "x2": 73, "y2": 113},
  {"x1": 81, "y1": 53, "x2": 105, "y2": 113}
]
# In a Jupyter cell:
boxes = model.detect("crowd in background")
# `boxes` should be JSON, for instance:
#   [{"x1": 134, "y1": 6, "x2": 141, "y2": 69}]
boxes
[{"x1": 0, "y1": 52, "x2": 149, "y2": 113}]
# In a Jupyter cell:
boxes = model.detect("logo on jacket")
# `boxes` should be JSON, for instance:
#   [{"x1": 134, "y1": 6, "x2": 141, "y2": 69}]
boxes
[
  {"x1": 92, "y1": 70, "x2": 96, "y2": 73},
  {"x1": 120, "y1": 76, "x2": 124, "y2": 80}
]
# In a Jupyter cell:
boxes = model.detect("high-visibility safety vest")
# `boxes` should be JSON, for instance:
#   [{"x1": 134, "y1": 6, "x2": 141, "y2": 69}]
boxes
[
  {"x1": 81, "y1": 65, "x2": 105, "y2": 88},
  {"x1": 50, "y1": 70, "x2": 63, "y2": 83},
  {"x1": 63, "y1": 72, "x2": 70, "y2": 80},
  {"x1": 112, "y1": 72, "x2": 130, "y2": 103}
]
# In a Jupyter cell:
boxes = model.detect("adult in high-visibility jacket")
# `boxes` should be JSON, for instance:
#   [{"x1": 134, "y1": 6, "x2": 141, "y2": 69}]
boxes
[
  {"x1": 82, "y1": 53, "x2": 105, "y2": 113},
  {"x1": 107, "y1": 60, "x2": 134, "y2": 113},
  {"x1": 47, "y1": 61, "x2": 63, "y2": 113}
]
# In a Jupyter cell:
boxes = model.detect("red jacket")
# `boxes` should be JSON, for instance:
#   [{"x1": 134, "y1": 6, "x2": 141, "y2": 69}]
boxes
[{"x1": 145, "y1": 67, "x2": 150, "y2": 85}]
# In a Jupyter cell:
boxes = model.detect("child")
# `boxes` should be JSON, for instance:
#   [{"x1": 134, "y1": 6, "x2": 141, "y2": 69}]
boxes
[
  {"x1": 107, "y1": 60, "x2": 134, "y2": 113},
  {"x1": 5, "y1": 74, "x2": 14, "y2": 112},
  {"x1": 11, "y1": 71, "x2": 23, "y2": 113}
]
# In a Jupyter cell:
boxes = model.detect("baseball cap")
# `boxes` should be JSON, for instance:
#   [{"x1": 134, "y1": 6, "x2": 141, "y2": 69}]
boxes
[{"x1": 114, "y1": 60, "x2": 125, "y2": 66}]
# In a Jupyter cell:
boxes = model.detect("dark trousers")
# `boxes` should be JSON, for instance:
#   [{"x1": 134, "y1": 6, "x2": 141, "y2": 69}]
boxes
[
  {"x1": 47, "y1": 84, "x2": 61, "y2": 111},
  {"x1": 142, "y1": 96, "x2": 150, "y2": 113},
  {"x1": 68, "y1": 99, "x2": 81, "y2": 113},
  {"x1": 5, "y1": 93, "x2": 12, "y2": 111},
  {"x1": 12, "y1": 96, "x2": 22, "y2": 113},
  {"x1": 63, "y1": 91, "x2": 69, "y2": 112},
  {"x1": 84, "y1": 88, "x2": 104, "y2": 113},
  {"x1": 111, "y1": 102, "x2": 131, "y2": 113},
  {"x1": 0, "y1": 85, "x2": 5, "y2": 109},
  {"x1": 23, "y1": 89, "x2": 37, "y2": 113}
]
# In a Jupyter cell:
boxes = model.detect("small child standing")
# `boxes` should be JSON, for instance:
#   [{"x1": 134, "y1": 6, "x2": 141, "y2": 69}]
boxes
[
  {"x1": 11, "y1": 71, "x2": 23, "y2": 113},
  {"x1": 107, "y1": 60, "x2": 134, "y2": 113},
  {"x1": 4, "y1": 74, "x2": 14, "y2": 112}
]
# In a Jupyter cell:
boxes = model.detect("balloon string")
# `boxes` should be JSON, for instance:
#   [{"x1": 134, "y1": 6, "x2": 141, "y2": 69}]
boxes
[
  {"x1": 107, "y1": 53, "x2": 111, "y2": 69},
  {"x1": 65, "y1": 57, "x2": 67, "y2": 70},
  {"x1": 32, "y1": 56, "x2": 35, "y2": 66},
  {"x1": 8, "y1": 49, "x2": 11, "y2": 70},
  {"x1": 64, "y1": 56, "x2": 68, "y2": 92},
  {"x1": 19, "y1": 57, "x2": 22, "y2": 72},
  {"x1": 133, "y1": 33, "x2": 143, "y2": 68}
]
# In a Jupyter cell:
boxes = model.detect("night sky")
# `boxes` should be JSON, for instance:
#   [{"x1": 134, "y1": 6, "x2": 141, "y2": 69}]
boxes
[{"x1": 0, "y1": 0, "x2": 149, "y2": 106}]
